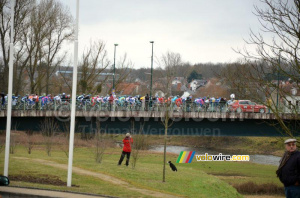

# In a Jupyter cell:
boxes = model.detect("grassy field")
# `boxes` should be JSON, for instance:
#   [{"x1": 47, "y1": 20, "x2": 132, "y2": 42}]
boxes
[
  {"x1": 0, "y1": 145, "x2": 285, "y2": 198},
  {"x1": 0, "y1": 145, "x2": 243, "y2": 198},
  {"x1": 0, "y1": 133, "x2": 287, "y2": 197}
]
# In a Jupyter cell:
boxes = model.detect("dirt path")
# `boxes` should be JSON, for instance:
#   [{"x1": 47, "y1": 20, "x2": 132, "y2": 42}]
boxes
[
  {"x1": 244, "y1": 196, "x2": 285, "y2": 198},
  {"x1": 14, "y1": 157, "x2": 181, "y2": 198}
]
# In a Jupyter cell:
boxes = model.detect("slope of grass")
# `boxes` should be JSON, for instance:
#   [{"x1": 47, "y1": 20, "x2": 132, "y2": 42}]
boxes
[
  {"x1": 0, "y1": 146, "x2": 242, "y2": 198},
  {"x1": 0, "y1": 134, "x2": 286, "y2": 197}
]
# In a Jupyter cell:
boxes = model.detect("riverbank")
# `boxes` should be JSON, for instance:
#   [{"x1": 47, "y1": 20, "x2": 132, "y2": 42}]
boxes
[{"x1": 142, "y1": 136, "x2": 286, "y2": 157}]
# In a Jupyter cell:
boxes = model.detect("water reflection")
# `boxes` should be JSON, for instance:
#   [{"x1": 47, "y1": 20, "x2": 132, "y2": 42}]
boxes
[{"x1": 149, "y1": 145, "x2": 281, "y2": 166}]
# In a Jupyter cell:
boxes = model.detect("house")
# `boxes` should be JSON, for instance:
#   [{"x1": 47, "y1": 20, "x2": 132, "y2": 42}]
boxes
[
  {"x1": 270, "y1": 83, "x2": 300, "y2": 113},
  {"x1": 116, "y1": 82, "x2": 141, "y2": 95},
  {"x1": 190, "y1": 80, "x2": 208, "y2": 92},
  {"x1": 172, "y1": 77, "x2": 185, "y2": 85}
]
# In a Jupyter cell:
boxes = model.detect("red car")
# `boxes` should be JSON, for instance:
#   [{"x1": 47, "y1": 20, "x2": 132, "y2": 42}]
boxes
[{"x1": 228, "y1": 100, "x2": 267, "y2": 113}]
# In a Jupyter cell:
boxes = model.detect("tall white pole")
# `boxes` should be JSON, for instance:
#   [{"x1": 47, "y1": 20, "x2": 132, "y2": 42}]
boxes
[
  {"x1": 4, "y1": 0, "x2": 15, "y2": 177},
  {"x1": 67, "y1": 0, "x2": 79, "y2": 187}
]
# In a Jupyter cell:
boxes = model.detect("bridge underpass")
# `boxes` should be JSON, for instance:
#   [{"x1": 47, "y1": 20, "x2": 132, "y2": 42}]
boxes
[{"x1": 0, "y1": 110, "x2": 299, "y2": 136}]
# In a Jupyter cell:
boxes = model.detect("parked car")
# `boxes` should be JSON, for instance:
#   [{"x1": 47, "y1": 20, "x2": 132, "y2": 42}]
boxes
[{"x1": 228, "y1": 100, "x2": 267, "y2": 113}]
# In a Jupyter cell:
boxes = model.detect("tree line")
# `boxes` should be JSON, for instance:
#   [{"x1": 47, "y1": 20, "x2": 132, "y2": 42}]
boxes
[{"x1": 0, "y1": 0, "x2": 133, "y2": 96}]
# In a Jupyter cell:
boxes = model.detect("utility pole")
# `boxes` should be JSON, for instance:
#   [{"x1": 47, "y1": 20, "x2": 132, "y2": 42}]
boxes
[
  {"x1": 113, "y1": 44, "x2": 118, "y2": 90},
  {"x1": 4, "y1": 0, "x2": 15, "y2": 177},
  {"x1": 150, "y1": 41, "x2": 154, "y2": 100},
  {"x1": 67, "y1": 0, "x2": 79, "y2": 187}
]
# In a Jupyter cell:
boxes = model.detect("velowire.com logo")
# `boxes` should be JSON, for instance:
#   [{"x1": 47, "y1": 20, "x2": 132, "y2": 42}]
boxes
[
  {"x1": 195, "y1": 153, "x2": 250, "y2": 161},
  {"x1": 176, "y1": 151, "x2": 195, "y2": 163},
  {"x1": 176, "y1": 151, "x2": 250, "y2": 163}
]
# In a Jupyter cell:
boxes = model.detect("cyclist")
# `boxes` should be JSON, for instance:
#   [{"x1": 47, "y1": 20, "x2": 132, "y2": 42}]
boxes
[
  {"x1": 0, "y1": 92, "x2": 5, "y2": 109},
  {"x1": 61, "y1": 93, "x2": 66, "y2": 102}
]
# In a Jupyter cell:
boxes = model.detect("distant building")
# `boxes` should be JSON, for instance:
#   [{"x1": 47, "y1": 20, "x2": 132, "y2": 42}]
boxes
[
  {"x1": 190, "y1": 80, "x2": 208, "y2": 91},
  {"x1": 172, "y1": 77, "x2": 185, "y2": 85},
  {"x1": 270, "y1": 83, "x2": 300, "y2": 113},
  {"x1": 56, "y1": 69, "x2": 119, "y2": 82},
  {"x1": 116, "y1": 82, "x2": 140, "y2": 95}
]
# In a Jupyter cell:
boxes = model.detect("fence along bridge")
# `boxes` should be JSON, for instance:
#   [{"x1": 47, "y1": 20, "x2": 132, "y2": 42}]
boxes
[{"x1": 0, "y1": 110, "x2": 299, "y2": 137}]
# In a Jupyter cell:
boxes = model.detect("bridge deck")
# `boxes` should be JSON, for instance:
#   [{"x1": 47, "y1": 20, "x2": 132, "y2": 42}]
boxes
[{"x1": 0, "y1": 110, "x2": 297, "y2": 120}]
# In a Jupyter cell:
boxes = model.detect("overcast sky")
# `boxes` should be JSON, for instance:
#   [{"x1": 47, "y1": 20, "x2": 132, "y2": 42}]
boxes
[{"x1": 62, "y1": 0, "x2": 265, "y2": 68}]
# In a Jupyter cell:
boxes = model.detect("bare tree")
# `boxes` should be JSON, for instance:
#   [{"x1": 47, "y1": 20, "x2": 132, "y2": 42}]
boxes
[
  {"x1": 161, "y1": 100, "x2": 174, "y2": 182},
  {"x1": 60, "y1": 121, "x2": 71, "y2": 157},
  {"x1": 77, "y1": 40, "x2": 110, "y2": 94},
  {"x1": 10, "y1": 123, "x2": 20, "y2": 154},
  {"x1": 94, "y1": 121, "x2": 107, "y2": 163},
  {"x1": 43, "y1": 0, "x2": 73, "y2": 94},
  {"x1": 59, "y1": 43, "x2": 134, "y2": 95},
  {"x1": 25, "y1": 0, "x2": 73, "y2": 94},
  {"x1": 0, "y1": 132, "x2": 5, "y2": 154},
  {"x1": 113, "y1": 53, "x2": 134, "y2": 93},
  {"x1": 227, "y1": 0, "x2": 300, "y2": 137},
  {"x1": 0, "y1": 0, "x2": 34, "y2": 94},
  {"x1": 130, "y1": 119, "x2": 146, "y2": 169},
  {"x1": 40, "y1": 118, "x2": 59, "y2": 156},
  {"x1": 157, "y1": 51, "x2": 183, "y2": 96},
  {"x1": 25, "y1": 130, "x2": 35, "y2": 154},
  {"x1": 0, "y1": 0, "x2": 73, "y2": 95}
]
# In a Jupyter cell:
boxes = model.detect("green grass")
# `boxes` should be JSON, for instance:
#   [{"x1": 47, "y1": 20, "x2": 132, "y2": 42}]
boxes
[
  {"x1": 4, "y1": 151, "x2": 147, "y2": 197},
  {"x1": 191, "y1": 161, "x2": 280, "y2": 185},
  {"x1": 0, "y1": 134, "x2": 288, "y2": 197},
  {"x1": 0, "y1": 136, "x2": 285, "y2": 198},
  {"x1": 0, "y1": 146, "x2": 244, "y2": 198}
]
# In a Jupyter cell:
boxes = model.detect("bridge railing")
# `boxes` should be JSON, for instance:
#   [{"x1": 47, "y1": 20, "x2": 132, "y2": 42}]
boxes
[
  {"x1": 1, "y1": 99, "x2": 230, "y2": 112},
  {"x1": 1, "y1": 99, "x2": 300, "y2": 114}
]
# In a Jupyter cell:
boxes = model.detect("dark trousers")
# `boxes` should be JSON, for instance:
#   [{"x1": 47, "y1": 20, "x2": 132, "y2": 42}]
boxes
[
  {"x1": 285, "y1": 185, "x2": 300, "y2": 198},
  {"x1": 118, "y1": 151, "x2": 131, "y2": 166}
]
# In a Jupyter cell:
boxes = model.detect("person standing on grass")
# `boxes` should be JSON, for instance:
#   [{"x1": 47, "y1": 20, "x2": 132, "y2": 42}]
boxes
[
  {"x1": 118, "y1": 133, "x2": 133, "y2": 166},
  {"x1": 276, "y1": 138, "x2": 300, "y2": 198}
]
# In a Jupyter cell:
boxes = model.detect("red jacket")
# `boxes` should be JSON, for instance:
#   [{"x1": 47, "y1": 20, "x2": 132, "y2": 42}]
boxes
[
  {"x1": 109, "y1": 95, "x2": 114, "y2": 104},
  {"x1": 123, "y1": 137, "x2": 133, "y2": 152}
]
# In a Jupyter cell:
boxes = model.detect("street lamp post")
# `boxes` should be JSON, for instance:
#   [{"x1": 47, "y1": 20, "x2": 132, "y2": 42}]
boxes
[
  {"x1": 150, "y1": 41, "x2": 154, "y2": 100},
  {"x1": 113, "y1": 44, "x2": 118, "y2": 90},
  {"x1": 276, "y1": 50, "x2": 282, "y2": 109}
]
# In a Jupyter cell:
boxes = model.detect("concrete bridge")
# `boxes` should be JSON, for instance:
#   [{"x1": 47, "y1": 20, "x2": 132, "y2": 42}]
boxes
[
  {"x1": 0, "y1": 110, "x2": 299, "y2": 137},
  {"x1": 0, "y1": 110, "x2": 298, "y2": 120}
]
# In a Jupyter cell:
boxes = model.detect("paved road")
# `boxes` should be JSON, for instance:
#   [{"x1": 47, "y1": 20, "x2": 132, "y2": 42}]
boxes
[{"x1": 0, "y1": 186, "x2": 109, "y2": 198}]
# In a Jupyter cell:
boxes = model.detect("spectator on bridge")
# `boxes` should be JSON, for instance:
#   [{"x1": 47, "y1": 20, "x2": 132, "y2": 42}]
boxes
[
  {"x1": 220, "y1": 97, "x2": 226, "y2": 112},
  {"x1": 118, "y1": 133, "x2": 133, "y2": 167},
  {"x1": 266, "y1": 98, "x2": 272, "y2": 113},
  {"x1": 186, "y1": 96, "x2": 192, "y2": 112},
  {"x1": 108, "y1": 94, "x2": 114, "y2": 111},
  {"x1": 145, "y1": 94, "x2": 149, "y2": 111},
  {"x1": 175, "y1": 96, "x2": 182, "y2": 111},
  {"x1": 276, "y1": 138, "x2": 300, "y2": 198}
]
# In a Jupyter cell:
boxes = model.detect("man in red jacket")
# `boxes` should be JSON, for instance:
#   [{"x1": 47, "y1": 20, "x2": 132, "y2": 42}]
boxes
[{"x1": 118, "y1": 133, "x2": 133, "y2": 166}]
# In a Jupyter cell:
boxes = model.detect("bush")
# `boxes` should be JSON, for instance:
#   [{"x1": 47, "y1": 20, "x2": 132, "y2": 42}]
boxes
[{"x1": 233, "y1": 181, "x2": 284, "y2": 195}]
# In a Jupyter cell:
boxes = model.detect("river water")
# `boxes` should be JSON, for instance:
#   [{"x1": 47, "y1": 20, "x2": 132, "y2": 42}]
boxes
[{"x1": 149, "y1": 145, "x2": 281, "y2": 166}]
